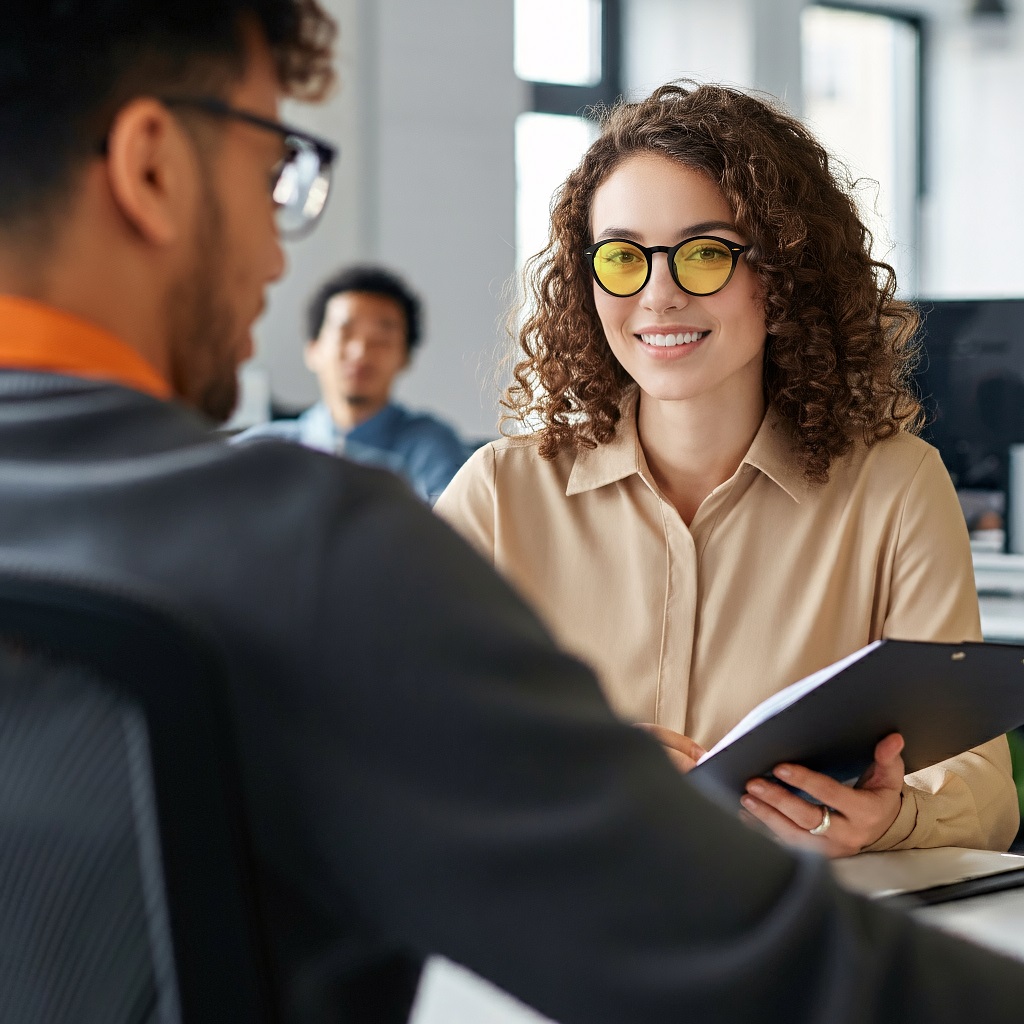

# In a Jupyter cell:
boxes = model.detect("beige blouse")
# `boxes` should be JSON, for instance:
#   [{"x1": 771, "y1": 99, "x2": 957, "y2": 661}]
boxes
[{"x1": 436, "y1": 389, "x2": 1019, "y2": 852}]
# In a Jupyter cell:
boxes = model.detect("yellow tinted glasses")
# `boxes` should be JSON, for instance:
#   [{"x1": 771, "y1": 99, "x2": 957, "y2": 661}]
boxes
[{"x1": 584, "y1": 236, "x2": 749, "y2": 298}]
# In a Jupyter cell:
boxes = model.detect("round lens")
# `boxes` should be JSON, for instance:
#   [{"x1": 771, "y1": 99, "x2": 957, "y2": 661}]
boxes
[
  {"x1": 592, "y1": 241, "x2": 650, "y2": 296},
  {"x1": 273, "y1": 139, "x2": 331, "y2": 238},
  {"x1": 673, "y1": 238, "x2": 736, "y2": 295}
]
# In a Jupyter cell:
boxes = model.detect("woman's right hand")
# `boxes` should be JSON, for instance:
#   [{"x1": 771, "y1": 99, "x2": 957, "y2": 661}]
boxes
[{"x1": 637, "y1": 723, "x2": 707, "y2": 773}]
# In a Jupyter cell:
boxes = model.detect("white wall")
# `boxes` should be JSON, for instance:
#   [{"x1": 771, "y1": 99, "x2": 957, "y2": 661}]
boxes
[
  {"x1": 819, "y1": 0, "x2": 1024, "y2": 297},
  {"x1": 251, "y1": 0, "x2": 361, "y2": 416},
  {"x1": 922, "y1": 5, "x2": 1024, "y2": 296},
  {"x1": 249, "y1": 0, "x2": 524, "y2": 439},
  {"x1": 372, "y1": 1, "x2": 524, "y2": 439},
  {"x1": 622, "y1": 0, "x2": 753, "y2": 98},
  {"x1": 622, "y1": 0, "x2": 803, "y2": 107}
]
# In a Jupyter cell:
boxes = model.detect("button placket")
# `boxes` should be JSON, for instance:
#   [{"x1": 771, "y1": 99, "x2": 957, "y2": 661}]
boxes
[{"x1": 647, "y1": 483, "x2": 699, "y2": 731}]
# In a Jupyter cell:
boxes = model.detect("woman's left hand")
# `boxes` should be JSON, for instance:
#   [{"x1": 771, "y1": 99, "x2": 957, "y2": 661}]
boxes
[
  {"x1": 637, "y1": 723, "x2": 707, "y2": 773},
  {"x1": 739, "y1": 733, "x2": 906, "y2": 858}
]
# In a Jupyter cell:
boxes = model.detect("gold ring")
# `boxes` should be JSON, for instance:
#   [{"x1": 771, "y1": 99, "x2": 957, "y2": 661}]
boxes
[{"x1": 809, "y1": 806, "x2": 832, "y2": 836}]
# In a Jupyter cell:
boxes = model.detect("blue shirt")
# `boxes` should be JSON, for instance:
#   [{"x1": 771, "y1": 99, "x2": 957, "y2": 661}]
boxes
[{"x1": 236, "y1": 401, "x2": 470, "y2": 504}]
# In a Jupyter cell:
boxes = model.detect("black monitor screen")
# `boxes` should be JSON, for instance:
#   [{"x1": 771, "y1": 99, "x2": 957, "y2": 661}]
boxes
[{"x1": 913, "y1": 298, "x2": 1024, "y2": 494}]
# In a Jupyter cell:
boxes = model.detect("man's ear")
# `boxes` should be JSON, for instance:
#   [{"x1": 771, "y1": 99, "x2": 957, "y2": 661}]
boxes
[{"x1": 104, "y1": 98, "x2": 199, "y2": 247}]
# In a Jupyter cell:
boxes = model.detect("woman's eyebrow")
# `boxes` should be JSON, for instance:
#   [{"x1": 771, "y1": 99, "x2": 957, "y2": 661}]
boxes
[
  {"x1": 684, "y1": 220, "x2": 738, "y2": 237},
  {"x1": 593, "y1": 227, "x2": 644, "y2": 242},
  {"x1": 592, "y1": 220, "x2": 739, "y2": 241}
]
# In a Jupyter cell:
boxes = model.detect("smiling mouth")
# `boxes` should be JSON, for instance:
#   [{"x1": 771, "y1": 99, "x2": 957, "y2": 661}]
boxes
[{"x1": 638, "y1": 331, "x2": 710, "y2": 348}]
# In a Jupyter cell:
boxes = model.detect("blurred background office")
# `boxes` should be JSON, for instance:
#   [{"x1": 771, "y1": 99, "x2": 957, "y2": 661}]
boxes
[
  {"x1": 238, "y1": 0, "x2": 1020, "y2": 425},
  {"x1": 236, "y1": 0, "x2": 1024, "y2": 572}
]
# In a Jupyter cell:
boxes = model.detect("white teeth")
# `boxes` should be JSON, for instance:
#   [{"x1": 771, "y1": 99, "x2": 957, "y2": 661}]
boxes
[{"x1": 640, "y1": 331, "x2": 705, "y2": 347}]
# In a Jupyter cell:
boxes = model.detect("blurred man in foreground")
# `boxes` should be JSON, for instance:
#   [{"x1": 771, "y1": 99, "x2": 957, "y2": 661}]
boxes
[
  {"x1": 240, "y1": 265, "x2": 467, "y2": 503},
  {"x1": 0, "y1": 2, "x2": 1022, "y2": 1023}
]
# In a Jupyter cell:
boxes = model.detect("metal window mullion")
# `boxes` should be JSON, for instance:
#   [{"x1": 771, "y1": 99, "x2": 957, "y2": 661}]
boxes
[{"x1": 526, "y1": 0, "x2": 622, "y2": 119}]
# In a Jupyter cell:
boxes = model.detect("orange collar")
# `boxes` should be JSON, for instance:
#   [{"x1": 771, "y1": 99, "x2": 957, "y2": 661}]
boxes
[{"x1": 0, "y1": 295, "x2": 171, "y2": 400}]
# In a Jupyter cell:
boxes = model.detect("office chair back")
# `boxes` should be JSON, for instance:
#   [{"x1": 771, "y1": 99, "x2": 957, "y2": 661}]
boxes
[{"x1": 0, "y1": 569, "x2": 276, "y2": 1024}]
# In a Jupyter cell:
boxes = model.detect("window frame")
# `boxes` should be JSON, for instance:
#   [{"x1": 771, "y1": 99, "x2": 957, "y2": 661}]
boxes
[
  {"x1": 808, "y1": 1, "x2": 926, "y2": 202},
  {"x1": 520, "y1": 0, "x2": 623, "y2": 118}
]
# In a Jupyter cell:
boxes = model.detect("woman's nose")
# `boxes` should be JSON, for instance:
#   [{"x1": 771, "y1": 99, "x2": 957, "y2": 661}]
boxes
[{"x1": 640, "y1": 252, "x2": 687, "y2": 312}]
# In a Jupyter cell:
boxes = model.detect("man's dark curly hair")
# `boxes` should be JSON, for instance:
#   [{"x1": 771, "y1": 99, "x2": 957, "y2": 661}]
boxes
[
  {"x1": 306, "y1": 266, "x2": 423, "y2": 353},
  {"x1": 0, "y1": 0, "x2": 335, "y2": 230},
  {"x1": 504, "y1": 82, "x2": 923, "y2": 483}
]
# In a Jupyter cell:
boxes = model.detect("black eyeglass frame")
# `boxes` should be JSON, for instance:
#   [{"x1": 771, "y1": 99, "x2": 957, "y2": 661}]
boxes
[
  {"x1": 583, "y1": 235, "x2": 750, "y2": 298},
  {"x1": 161, "y1": 96, "x2": 336, "y2": 164},
  {"x1": 159, "y1": 96, "x2": 338, "y2": 237}
]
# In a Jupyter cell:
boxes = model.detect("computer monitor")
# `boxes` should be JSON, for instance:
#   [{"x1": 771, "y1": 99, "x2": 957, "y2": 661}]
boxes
[{"x1": 913, "y1": 298, "x2": 1024, "y2": 496}]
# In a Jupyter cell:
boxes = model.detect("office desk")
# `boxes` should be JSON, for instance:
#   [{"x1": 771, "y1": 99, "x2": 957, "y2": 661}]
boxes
[
  {"x1": 975, "y1": 550, "x2": 1024, "y2": 642},
  {"x1": 915, "y1": 887, "x2": 1024, "y2": 961},
  {"x1": 833, "y1": 847, "x2": 1024, "y2": 962}
]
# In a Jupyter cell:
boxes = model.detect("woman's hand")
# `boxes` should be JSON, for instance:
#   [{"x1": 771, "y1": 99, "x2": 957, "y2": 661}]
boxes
[
  {"x1": 738, "y1": 732, "x2": 906, "y2": 858},
  {"x1": 638, "y1": 723, "x2": 707, "y2": 773}
]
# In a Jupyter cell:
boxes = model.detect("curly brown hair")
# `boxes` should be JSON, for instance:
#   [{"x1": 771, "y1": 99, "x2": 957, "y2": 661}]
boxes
[{"x1": 504, "y1": 81, "x2": 922, "y2": 483}]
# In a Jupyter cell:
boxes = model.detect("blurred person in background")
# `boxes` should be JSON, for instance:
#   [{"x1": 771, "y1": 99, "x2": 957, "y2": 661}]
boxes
[{"x1": 239, "y1": 265, "x2": 468, "y2": 503}]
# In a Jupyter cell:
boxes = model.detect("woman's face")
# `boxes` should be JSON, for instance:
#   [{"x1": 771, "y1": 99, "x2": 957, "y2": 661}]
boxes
[{"x1": 589, "y1": 152, "x2": 767, "y2": 410}]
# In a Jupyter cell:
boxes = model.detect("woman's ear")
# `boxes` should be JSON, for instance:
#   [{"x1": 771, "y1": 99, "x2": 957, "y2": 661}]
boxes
[{"x1": 103, "y1": 98, "x2": 199, "y2": 247}]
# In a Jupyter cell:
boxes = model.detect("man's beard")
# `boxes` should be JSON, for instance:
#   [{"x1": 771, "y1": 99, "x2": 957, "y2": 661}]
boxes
[{"x1": 166, "y1": 187, "x2": 243, "y2": 423}]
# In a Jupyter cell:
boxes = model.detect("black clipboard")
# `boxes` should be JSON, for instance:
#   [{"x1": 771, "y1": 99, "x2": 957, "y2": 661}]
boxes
[{"x1": 689, "y1": 639, "x2": 1024, "y2": 798}]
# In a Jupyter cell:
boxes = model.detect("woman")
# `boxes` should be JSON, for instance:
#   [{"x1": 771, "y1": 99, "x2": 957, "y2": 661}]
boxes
[{"x1": 435, "y1": 82, "x2": 1018, "y2": 857}]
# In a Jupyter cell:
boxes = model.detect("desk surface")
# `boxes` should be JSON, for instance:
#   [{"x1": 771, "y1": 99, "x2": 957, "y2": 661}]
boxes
[
  {"x1": 974, "y1": 551, "x2": 1024, "y2": 641},
  {"x1": 915, "y1": 886, "x2": 1024, "y2": 961},
  {"x1": 833, "y1": 847, "x2": 1024, "y2": 962},
  {"x1": 980, "y1": 594, "x2": 1024, "y2": 643},
  {"x1": 832, "y1": 847, "x2": 1024, "y2": 899}
]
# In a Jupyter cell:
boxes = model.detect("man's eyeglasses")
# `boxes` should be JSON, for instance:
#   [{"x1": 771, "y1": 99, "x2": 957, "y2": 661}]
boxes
[
  {"x1": 584, "y1": 236, "x2": 749, "y2": 298},
  {"x1": 161, "y1": 96, "x2": 338, "y2": 239}
]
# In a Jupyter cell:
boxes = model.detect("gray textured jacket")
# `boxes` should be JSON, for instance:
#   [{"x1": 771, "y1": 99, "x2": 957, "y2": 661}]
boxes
[{"x1": 1, "y1": 369, "x2": 1021, "y2": 1024}]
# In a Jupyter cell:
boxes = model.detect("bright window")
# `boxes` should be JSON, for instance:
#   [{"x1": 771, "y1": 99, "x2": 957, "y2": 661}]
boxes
[
  {"x1": 514, "y1": 0, "x2": 621, "y2": 269},
  {"x1": 515, "y1": 112, "x2": 598, "y2": 266},
  {"x1": 514, "y1": 0, "x2": 602, "y2": 86},
  {"x1": 802, "y1": 5, "x2": 921, "y2": 293}
]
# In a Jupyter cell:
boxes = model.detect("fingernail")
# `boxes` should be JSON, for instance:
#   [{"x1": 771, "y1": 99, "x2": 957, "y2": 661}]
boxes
[
  {"x1": 741, "y1": 796, "x2": 756, "y2": 810},
  {"x1": 774, "y1": 766, "x2": 792, "y2": 780},
  {"x1": 747, "y1": 780, "x2": 766, "y2": 796}
]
